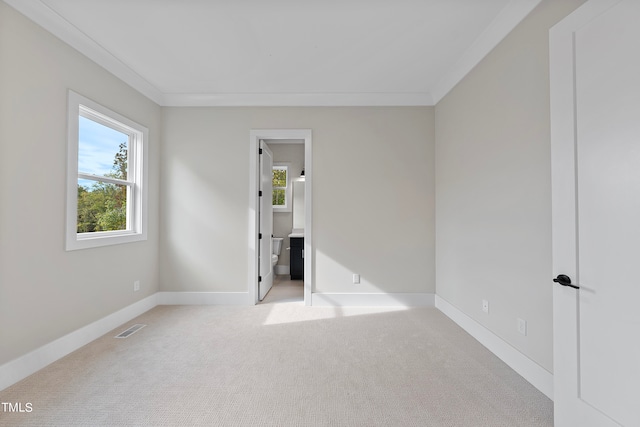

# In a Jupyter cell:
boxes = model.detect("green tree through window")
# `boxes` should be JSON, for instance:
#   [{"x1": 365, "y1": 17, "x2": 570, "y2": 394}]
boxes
[
  {"x1": 272, "y1": 166, "x2": 287, "y2": 207},
  {"x1": 77, "y1": 142, "x2": 128, "y2": 232}
]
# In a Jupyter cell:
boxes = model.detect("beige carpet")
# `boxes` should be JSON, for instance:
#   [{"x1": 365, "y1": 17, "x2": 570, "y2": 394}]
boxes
[{"x1": 0, "y1": 278, "x2": 552, "y2": 426}]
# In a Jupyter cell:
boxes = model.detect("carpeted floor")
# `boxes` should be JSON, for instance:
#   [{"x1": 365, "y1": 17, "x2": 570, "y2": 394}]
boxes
[{"x1": 0, "y1": 277, "x2": 553, "y2": 426}]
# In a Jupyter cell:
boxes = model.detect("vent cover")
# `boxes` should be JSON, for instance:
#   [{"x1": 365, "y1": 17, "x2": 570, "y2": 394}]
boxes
[{"x1": 115, "y1": 324, "x2": 146, "y2": 338}]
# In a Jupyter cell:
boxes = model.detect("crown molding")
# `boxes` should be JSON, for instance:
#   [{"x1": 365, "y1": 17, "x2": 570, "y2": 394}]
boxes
[
  {"x1": 431, "y1": 0, "x2": 543, "y2": 104},
  {"x1": 3, "y1": 0, "x2": 164, "y2": 105},
  {"x1": 161, "y1": 92, "x2": 434, "y2": 107},
  {"x1": 5, "y1": 0, "x2": 540, "y2": 107}
]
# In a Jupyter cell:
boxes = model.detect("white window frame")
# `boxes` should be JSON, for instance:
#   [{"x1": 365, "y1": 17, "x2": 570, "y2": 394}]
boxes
[
  {"x1": 66, "y1": 90, "x2": 148, "y2": 250},
  {"x1": 272, "y1": 164, "x2": 290, "y2": 212}
]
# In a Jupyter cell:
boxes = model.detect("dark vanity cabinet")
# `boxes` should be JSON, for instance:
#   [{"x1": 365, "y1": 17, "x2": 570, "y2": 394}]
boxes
[{"x1": 290, "y1": 237, "x2": 304, "y2": 280}]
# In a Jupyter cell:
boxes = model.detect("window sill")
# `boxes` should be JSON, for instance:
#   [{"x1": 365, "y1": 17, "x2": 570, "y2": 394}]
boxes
[
  {"x1": 66, "y1": 231, "x2": 146, "y2": 251},
  {"x1": 273, "y1": 206, "x2": 292, "y2": 213}
]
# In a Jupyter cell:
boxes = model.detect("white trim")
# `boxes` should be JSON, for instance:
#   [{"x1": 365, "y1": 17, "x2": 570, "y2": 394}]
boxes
[
  {"x1": 157, "y1": 292, "x2": 250, "y2": 305},
  {"x1": 249, "y1": 130, "x2": 313, "y2": 306},
  {"x1": 66, "y1": 90, "x2": 149, "y2": 251},
  {"x1": 3, "y1": 0, "x2": 164, "y2": 105},
  {"x1": 311, "y1": 293, "x2": 435, "y2": 307},
  {"x1": 4, "y1": 1, "x2": 538, "y2": 107},
  {"x1": 272, "y1": 163, "x2": 290, "y2": 212},
  {"x1": 435, "y1": 295, "x2": 553, "y2": 400},
  {"x1": 0, "y1": 291, "x2": 249, "y2": 391},
  {"x1": 0, "y1": 291, "x2": 554, "y2": 400},
  {"x1": 77, "y1": 172, "x2": 131, "y2": 187},
  {"x1": 431, "y1": 0, "x2": 543, "y2": 104},
  {"x1": 0, "y1": 294, "x2": 157, "y2": 391},
  {"x1": 162, "y1": 92, "x2": 434, "y2": 107},
  {"x1": 303, "y1": 138, "x2": 312, "y2": 306}
]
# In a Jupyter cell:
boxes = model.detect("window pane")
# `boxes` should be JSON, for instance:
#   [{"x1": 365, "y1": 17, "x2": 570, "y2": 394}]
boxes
[
  {"x1": 273, "y1": 189, "x2": 285, "y2": 206},
  {"x1": 273, "y1": 168, "x2": 287, "y2": 188},
  {"x1": 77, "y1": 179, "x2": 128, "y2": 233},
  {"x1": 79, "y1": 116, "x2": 128, "y2": 180}
]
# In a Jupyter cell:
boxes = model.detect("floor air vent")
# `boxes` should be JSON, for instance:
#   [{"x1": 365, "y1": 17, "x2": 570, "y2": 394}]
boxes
[{"x1": 115, "y1": 324, "x2": 146, "y2": 338}]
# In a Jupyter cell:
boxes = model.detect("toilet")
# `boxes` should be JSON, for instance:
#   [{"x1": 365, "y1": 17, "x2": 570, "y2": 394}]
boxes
[{"x1": 272, "y1": 237, "x2": 283, "y2": 268}]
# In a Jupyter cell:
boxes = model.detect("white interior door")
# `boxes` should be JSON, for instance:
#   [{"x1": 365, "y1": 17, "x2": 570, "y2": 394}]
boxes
[
  {"x1": 551, "y1": 1, "x2": 640, "y2": 425},
  {"x1": 259, "y1": 141, "x2": 273, "y2": 300}
]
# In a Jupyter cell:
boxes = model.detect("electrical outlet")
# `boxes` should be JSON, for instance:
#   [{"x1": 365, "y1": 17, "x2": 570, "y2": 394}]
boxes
[
  {"x1": 482, "y1": 299, "x2": 489, "y2": 314},
  {"x1": 353, "y1": 274, "x2": 360, "y2": 284},
  {"x1": 134, "y1": 280, "x2": 140, "y2": 292},
  {"x1": 517, "y1": 318, "x2": 527, "y2": 336}
]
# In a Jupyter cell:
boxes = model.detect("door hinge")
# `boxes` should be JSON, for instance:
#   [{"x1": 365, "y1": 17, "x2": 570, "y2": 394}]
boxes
[
  {"x1": 259, "y1": 233, "x2": 262, "y2": 239},
  {"x1": 259, "y1": 148, "x2": 263, "y2": 154},
  {"x1": 258, "y1": 276, "x2": 262, "y2": 282},
  {"x1": 259, "y1": 190, "x2": 262, "y2": 197}
]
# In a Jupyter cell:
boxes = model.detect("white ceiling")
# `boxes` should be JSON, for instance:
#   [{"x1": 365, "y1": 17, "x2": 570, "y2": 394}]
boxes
[{"x1": 4, "y1": 0, "x2": 542, "y2": 106}]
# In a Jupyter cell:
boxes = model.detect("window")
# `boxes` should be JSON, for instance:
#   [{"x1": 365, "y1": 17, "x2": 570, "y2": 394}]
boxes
[
  {"x1": 272, "y1": 165, "x2": 288, "y2": 210},
  {"x1": 66, "y1": 91, "x2": 148, "y2": 250}
]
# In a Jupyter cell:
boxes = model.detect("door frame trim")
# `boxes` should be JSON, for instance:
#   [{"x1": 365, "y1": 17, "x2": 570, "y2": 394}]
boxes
[{"x1": 248, "y1": 129, "x2": 313, "y2": 305}]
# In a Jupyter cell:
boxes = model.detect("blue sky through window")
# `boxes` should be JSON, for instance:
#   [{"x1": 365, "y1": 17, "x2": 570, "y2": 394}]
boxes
[{"x1": 78, "y1": 116, "x2": 128, "y2": 181}]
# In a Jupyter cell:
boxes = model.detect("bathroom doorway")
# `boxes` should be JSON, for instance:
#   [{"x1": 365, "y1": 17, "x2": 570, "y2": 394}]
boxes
[{"x1": 248, "y1": 130, "x2": 312, "y2": 306}]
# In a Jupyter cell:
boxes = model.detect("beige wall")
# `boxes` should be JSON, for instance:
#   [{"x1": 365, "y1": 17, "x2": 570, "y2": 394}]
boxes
[
  {"x1": 1, "y1": 0, "x2": 587, "y2": 380},
  {"x1": 160, "y1": 107, "x2": 435, "y2": 295},
  {"x1": 0, "y1": 3, "x2": 161, "y2": 365},
  {"x1": 434, "y1": 0, "x2": 585, "y2": 372}
]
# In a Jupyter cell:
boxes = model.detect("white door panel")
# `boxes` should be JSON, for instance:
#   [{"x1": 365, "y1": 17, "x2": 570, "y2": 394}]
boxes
[
  {"x1": 575, "y1": 2, "x2": 640, "y2": 423},
  {"x1": 551, "y1": 1, "x2": 640, "y2": 425},
  {"x1": 259, "y1": 141, "x2": 273, "y2": 300}
]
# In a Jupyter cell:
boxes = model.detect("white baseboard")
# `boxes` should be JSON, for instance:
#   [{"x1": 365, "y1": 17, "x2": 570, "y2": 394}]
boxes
[
  {"x1": 157, "y1": 291, "x2": 250, "y2": 305},
  {"x1": 311, "y1": 292, "x2": 435, "y2": 307},
  {"x1": 0, "y1": 294, "x2": 157, "y2": 391},
  {"x1": 1, "y1": 290, "x2": 553, "y2": 402},
  {"x1": 435, "y1": 295, "x2": 553, "y2": 400},
  {"x1": 0, "y1": 291, "x2": 248, "y2": 391}
]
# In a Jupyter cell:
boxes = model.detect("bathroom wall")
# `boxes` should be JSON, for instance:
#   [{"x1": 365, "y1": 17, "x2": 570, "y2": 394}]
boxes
[
  {"x1": 267, "y1": 141, "x2": 305, "y2": 273},
  {"x1": 160, "y1": 107, "x2": 435, "y2": 295}
]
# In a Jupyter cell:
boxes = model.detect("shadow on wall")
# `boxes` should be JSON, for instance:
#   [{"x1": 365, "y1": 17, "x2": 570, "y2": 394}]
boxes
[
  {"x1": 311, "y1": 117, "x2": 435, "y2": 297},
  {"x1": 161, "y1": 158, "x2": 248, "y2": 292},
  {"x1": 313, "y1": 187, "x2": 434, "y2": 296},
  {"x1": 313, "y1": 249, "x2": 430, "y2": 306}
]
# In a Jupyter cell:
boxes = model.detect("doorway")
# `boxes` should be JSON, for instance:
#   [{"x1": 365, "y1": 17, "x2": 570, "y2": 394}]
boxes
[{"x1": 248, "y1": 129, "x2": 312, "y2": 306}]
